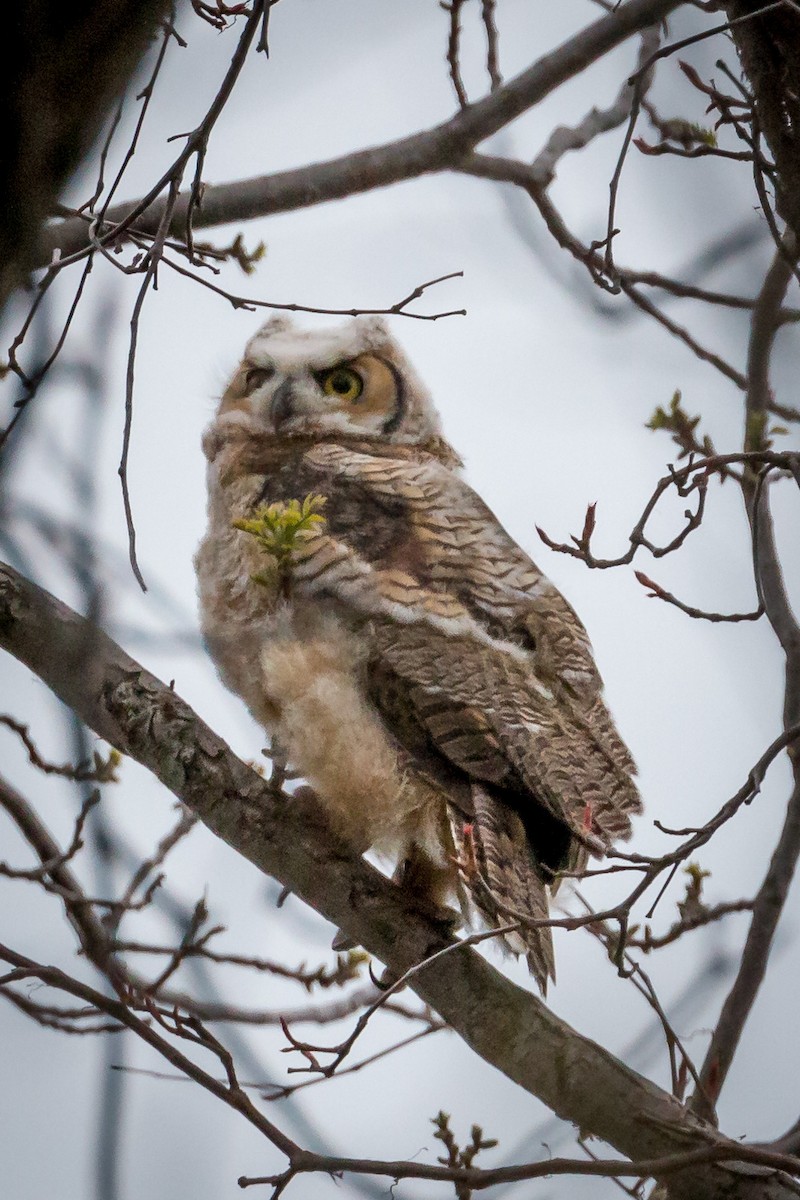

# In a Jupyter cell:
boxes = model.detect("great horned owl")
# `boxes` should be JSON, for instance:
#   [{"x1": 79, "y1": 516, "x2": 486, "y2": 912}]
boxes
[{"x1": 195, "y1": 316, "x2": 640, "y2": 991}]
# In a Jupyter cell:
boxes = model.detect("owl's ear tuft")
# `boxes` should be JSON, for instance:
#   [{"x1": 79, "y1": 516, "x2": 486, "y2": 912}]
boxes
[
  {"x1": 256, "y1": 314, "x2": 295, "y2": 338},
  {"x1": 353, "y1": 315, "x2": 391, "y2": 350}
]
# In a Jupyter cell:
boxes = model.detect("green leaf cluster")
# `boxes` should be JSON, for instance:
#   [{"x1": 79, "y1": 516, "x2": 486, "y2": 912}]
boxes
[
  {"x1": 678, "y1": 861, "x2": 712, "y2": 922},
  {"x1": 233, "y1": 494, "x2": 327, "y2": 588},
  {"x1": 646, "y1": 389, "x2": 714, "y2": 459},
  {"x1": 689, "y1": 122, "x2": 717, "y2": 147}
]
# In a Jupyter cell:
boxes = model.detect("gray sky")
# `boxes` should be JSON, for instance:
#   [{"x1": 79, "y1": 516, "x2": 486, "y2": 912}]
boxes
[{"x1": 1, "y1": 4, "x2": 799, "y2": 1198}]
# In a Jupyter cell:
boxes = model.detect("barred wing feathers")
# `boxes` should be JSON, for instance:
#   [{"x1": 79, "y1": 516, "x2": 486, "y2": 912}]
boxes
[{"x1": 288, "y1": 443, "x2": 640, "y2": 988}]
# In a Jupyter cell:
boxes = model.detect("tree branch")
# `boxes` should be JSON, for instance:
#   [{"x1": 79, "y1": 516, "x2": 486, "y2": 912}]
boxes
[
  {"x1": 0, "y1": 772, "x2": 126, "y2": 989},
  {"x1": 725, "y1": 0, "x2": 800, "y2": 247},
  {"x1": 692, "y1": 241, "x2": 800, "y2": 1120},
  {"x1": 0, "y1": 0, "x2": 175, "y2": 306},
  {"x1": 2, "y1": 559, "x2": 800, "y2": 1199},
  {"x1": 38, "y1": 0, "x2": 682, "y2": 266}
]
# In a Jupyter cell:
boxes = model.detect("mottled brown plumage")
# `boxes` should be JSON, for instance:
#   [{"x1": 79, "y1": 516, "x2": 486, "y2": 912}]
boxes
[{"x1": 196, "y1": 316, "x2": 640, "y2": 991}]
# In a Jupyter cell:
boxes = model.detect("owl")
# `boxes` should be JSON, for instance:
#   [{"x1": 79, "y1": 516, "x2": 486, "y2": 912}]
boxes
[{"x1": 195, "y1": 316, "x2": 640, "y2": 992}]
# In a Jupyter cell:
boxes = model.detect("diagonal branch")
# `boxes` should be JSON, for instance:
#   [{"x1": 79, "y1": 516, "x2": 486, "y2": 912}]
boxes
[
  {"x1": 38, "y1": 0, "x2": 682, "y2": 267},
  {"x1": 1, "y1": 558, "x2": 799, "y2": 1200},
  {"x1": 0, "y1": 944, "x2": 300, "y2": 1160},
  {"x1": 531, "y1": 23, "x2": 661, "y2": 188}
]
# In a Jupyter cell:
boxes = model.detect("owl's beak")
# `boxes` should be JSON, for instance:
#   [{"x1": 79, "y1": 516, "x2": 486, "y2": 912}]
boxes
[{"x1": 270, "y1": 379, "x2": 295, "y2": 430}]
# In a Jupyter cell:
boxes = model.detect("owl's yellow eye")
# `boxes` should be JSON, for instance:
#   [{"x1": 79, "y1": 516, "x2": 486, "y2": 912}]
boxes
[{"x1": 320, "y1": 367, "x2": 363, "y2": 403}]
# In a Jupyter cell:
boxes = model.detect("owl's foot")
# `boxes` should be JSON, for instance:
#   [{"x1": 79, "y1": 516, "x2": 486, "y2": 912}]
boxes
[
  {"x1": 409, "y1": 893, "x2": 463, "y2": 938},
  {"x1": 330, "y1": 850, "x2": 461, "y2": 956},
  {"x1": 393, "y1": 846, "x2": 461, "y2": 934},
  {"x1": 330, "y1": 904, "x2": 461, "y2": 955}
]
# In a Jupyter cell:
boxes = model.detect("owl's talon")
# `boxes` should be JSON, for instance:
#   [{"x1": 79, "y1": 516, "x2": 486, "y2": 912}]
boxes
[{"x1": 369, "y1": 961, "x2": 399, "y2": 991}]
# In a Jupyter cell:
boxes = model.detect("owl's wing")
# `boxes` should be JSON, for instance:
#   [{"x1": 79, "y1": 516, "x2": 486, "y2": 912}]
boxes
[
  {"x1": 298, "y1": 442, "x2": 640, "y2": 841},
  {"x1": 288, "y1": 444, "x2": 640, "y2": 990}
]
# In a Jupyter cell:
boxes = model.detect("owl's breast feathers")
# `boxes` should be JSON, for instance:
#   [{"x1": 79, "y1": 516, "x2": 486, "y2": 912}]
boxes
[{"x1": 198, "y1": 427, "x2": 640, "y2": 990}]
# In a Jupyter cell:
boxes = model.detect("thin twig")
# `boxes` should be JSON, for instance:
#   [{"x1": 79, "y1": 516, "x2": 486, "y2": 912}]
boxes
[
  {"x1": 157, "y1": 254, "x2": 466, "y2": 320},
  {"x1": 0, "y1": 715, "x2": 119, "y2": 781},
  {"x1": 481, "y1": 0, "x2": 501, "y2": 91},
  {"x1": 604, "y1": 0, "x2": 789, "y2": 280},
  {"x1": 633, "y1": 570, "x2": 764, "y2": 623},
  {"x1": 443, "y1": 0, "x2": 469, "y2": 109},
  {"x1": 279, "y1": 924, "x2": 520, "y2": 1080}
]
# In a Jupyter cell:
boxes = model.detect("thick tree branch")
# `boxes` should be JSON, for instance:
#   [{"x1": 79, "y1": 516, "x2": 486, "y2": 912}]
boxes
[
  {"x1": 1, "y1": 560, "x2": 800, "y2": 1200},
  {"x1": 38, "y1": 0, "x2": 681, "y2": 267}
]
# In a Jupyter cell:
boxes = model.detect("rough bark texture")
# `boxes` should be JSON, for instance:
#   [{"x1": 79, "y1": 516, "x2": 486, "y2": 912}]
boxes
[
  {"x1": 1, "y1": 559, "x2": 798, "y2": 1200},
  {"x1": 1, "y1": 0, "x2": 173, "y2": 307},
  {"x1": 725, "y1": 1, "x2": 800, "y2": 246}
]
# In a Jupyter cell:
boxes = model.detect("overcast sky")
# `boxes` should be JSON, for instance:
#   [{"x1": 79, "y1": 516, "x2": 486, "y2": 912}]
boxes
[{"x1": 1, "y1": 4, "x2": 799, "y2": 1199}]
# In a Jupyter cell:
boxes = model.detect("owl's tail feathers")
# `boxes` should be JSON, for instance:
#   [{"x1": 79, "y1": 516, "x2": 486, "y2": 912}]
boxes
[{"x1": 448, "y1": 783, "x2": 555, "y2": 995}]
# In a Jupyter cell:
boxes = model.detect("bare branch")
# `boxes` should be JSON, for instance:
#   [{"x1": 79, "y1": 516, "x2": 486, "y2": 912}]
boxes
[
  {"x1": 443, "y1": 0, "x2": 469, "y2": 109},
  {"x1": 0, "y1": 714, "x2": 119, "y2": 782},
  {"x1": 262, "y1": 1022, "x2": 446, "y2": 1101},
  {"x1": 628, "y1": 899, "x2": 755, "y2": 952},
  {"x1": 692, "y1": 240, "x2": 800, "y2": 1120},
  {"x1": 532, "y1": 25, "x2": 661, "y2": 188},
  {"x1": 0, "y1": 773, "x2": 125, "y2": 987},
  {"x1": 481, "y1": 0, "x2": 502, "y2": 91},
  {"x1": 2, "y1": 560, "x2": 800, "y2": 1198},
  {"x1": 155, "y1": 255, "x2": 467, "y2": 320},
  {"x1": 236, "y1": 1141, "x2": 800, "y2": 1194},
  {"x1": 634, "y1": 569, "x2": 764, "y2": 622},
  {"x1": 536, "y1": 451, "x2": 797, "y2": 569},
  {"x1": 603, "y1": 1, "x2": 788, "y2": 282},
  {"x1": 460, "y1": 154, "x2": 751, "y2": 383},
  {"x1": 39, "y1": 0, "x2": 684, "y2": 266},
  {"x1": 150, "y1": 983, "x2": 403, "y2": 1027},
  {"x1": 0, "y1": 987, "x2": 123, "y2": 1035},
  {"x1": 0, "y1": 943, "x2": 300, "y2": 1159},
  {"x1": 115, "y1": 938, "x2": 366, "y2": 991},
  {"x1": 109, "y1": 808, "x2": 197, "y2": 936},
  {"x1": 0, "y1": 786, "x2": 100, "y2": 881}
]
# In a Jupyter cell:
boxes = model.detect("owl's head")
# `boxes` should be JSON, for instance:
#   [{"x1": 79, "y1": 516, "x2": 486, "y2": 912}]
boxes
[{"x1": 217, "y1": 316, "x2": 449, "y2": 451}]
